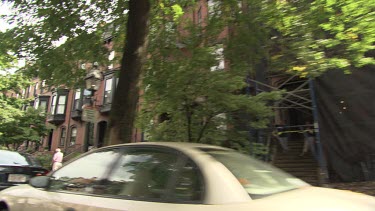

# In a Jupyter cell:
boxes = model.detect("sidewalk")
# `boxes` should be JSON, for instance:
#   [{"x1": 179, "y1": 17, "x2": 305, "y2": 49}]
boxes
[{"x1": 328, "y1": 181, "x2": 375, "y2": 197}]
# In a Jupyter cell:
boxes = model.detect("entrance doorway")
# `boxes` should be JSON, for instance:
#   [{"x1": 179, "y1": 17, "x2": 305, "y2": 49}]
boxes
[
  {"x1": 97, "y1": 121, "x2": 107, "y2": 148},
  {"x1": 47, "y1": 129, "x2": 53, "y2": 151}
]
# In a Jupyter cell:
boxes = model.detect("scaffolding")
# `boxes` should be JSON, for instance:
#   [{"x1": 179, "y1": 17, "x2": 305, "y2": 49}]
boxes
[{"x1": 247, "y1": 73, "x2": 329, "y2": 184}]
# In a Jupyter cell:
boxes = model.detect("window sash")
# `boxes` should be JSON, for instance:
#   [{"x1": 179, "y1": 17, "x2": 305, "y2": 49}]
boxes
[
  {"x1": 51, "y1": 96, "x2": 57, "y2": 115},
  {"x1": 104, "y1": 78, "x2": 113, "y2": 104},
  {"x1": 105, "y1": 78, "x2": 113, "y2": 91},
  {"x1": 56, "y1": 96, "x2": 66, "y2": 114},
  {"x1": 74, "y1": 90, "x2": 81, "y2": 99},
  {"x1": 70, "y1": 128, "x2": 77, "y2": 146},
  {"x1": 60, "y1": 128, "x2": 66, "y2": 146},
  {"x1": 73, "y1": 90, "x2": 81, "y2": 110},
  {"x1": 40, "y1": 101, "x2": 48, "y2": 112}
]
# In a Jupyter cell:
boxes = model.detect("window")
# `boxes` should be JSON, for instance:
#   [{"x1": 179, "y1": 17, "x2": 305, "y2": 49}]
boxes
[
  {"x1": 47, "y1": 146, "x2": 205, "y2": 202},
  {"x1": 70, "y1": 127, "x2": 77, "y2": 146},
  {"x1": 50, "y1": 89, "x2": 68, "y2": 115},
  {"x1": 25, "y1": 86, "x2": 31, "y2": 98},
  {"x1": 101, "y1": 71, "x2": 117, "y2": 113},
  {"x1": 105, "y1": 148, "x2": 180, "y2": 200},
  {"x1": 49, "y1": 148, "x2": 122, "y2": 195},
  {"x1": 197, "y1": 6, "x2": 202, "y2": 25},
  {"x1": 40, "y1": 100, "x2": 48, "y2": 112},
  {"x1": 173, "y1": 159, "x2": 204, "y2": 202},
  {"x1": 40, "y1": 80, "x2": 46, "y2": 93},
  {"x1": 73, "y1": 89, "x2": 82, "y2": 110},
  {"x1": 22, "y1": 89, "x2": 26, "y2": 98},
  {"x1": 34, "y1": 98, "x2": 39, "y2": 109},
  {"x1": 103, "y1": 78, "x2": 113, "y2": 104},
  {"x1": 51, "y1": 95, "x2": 57, "y2": 115},
  {"x1": 108, "y1": 51, "x2": 115, "y2": 69},
  {"x1": 202, "y1": 148, "x2": 307, "y2": 199},
  {"x1": 207, "y1": 0, "x2": 220, "y2": 17},
  {"x1": 34, "y1": 82, "x2": 38, "y2": 97},
  {"x1": 210, "y1": 45, "x2": 224, "y2": 71},
  {"x1": 57, "y1": 95, "x2": 66, "y2": 114},
  {"x1": 35, "y1": 96, "x2": 49, "y2": 113},
  {"x1": 59, "y1": 128, "x2": 66, "y2": 146},
  {"x1": 104, "y1": 147, "x2": 204, "y2": 203}
]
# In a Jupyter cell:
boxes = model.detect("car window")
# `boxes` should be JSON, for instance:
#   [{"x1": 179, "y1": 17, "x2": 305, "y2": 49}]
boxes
[
  {"x1": 0, "y1": 150, "x2": 32, "y2": 166},
  {"x1": 105, "y1": 148, "x2": 180, "y2": 201},
  {"x1": 200, "y1": 148, "x2": 308, "y2": 199},
  {"x1": 172, "y1": 159, "x2": 204, "y2": 203},
  {"x1": 48, "y1": 148, "x2": 122, "y2": 195}
]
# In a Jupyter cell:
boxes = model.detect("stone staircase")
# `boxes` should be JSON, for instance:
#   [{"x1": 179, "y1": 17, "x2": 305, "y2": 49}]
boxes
[{"x1": 273, "y1": 134, "x2": 319, "y2": 186}]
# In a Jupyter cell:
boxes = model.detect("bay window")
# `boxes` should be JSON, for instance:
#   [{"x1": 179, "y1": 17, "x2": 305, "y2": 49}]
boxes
[{"x1": 47, "y1": 88, "x2": 69, "y2": 125}]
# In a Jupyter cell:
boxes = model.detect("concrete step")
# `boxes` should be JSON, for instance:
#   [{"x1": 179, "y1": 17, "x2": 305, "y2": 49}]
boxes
[
  {"x1": 276, "y1": 162, "x2": 316, "y2": 167},
  {"x1": 279, "y1": 167, "x2": 318, "y2": 173},
  {"x1": 275, "y1": 154, "x2": 316, "y2": 160},
  {"x1": 273, "y1": 138, "x2": 319, "y2": 186}
]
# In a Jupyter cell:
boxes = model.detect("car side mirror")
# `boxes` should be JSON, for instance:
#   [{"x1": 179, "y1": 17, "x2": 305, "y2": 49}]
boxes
[{"x1": 29, "y1": 176, "x2": 50, "y2": 188}]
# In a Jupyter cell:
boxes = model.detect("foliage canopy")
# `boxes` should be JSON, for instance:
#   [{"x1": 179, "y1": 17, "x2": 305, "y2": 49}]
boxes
[{"x1": 0, "y1": 0, "x2": 373, "y2": 151}]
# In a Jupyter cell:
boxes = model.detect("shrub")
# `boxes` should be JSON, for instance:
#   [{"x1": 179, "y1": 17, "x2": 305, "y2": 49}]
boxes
[{"x1": 34, "y1": 153, "x2": 53, "y2": 170}]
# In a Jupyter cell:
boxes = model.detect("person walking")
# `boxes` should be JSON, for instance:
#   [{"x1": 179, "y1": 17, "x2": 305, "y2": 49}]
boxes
[
  {"x1": 273, "y1": 125, "x2": 289, "y2": 152},
  {"x1": 300, "y1": 123, "x2": 316, "y2": 157},
  {"x1": 52, "y1": 148, "x2": 64, "y2": 171}
]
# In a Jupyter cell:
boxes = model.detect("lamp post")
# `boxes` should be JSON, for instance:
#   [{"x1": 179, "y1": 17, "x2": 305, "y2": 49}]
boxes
[
  {"x1": 83, "y1": 62, "x2": 102, "y2": 107},
  {"x1": 84, "y1": 62, "x2": 102, "y2": 92}
]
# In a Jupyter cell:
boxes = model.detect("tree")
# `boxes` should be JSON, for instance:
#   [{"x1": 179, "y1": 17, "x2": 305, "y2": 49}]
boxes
[
  {"x1": 1, "y1": 0, "x2": 150, "y2": 145},
  {"x1": 0, "y1": 72, "x2": 47, "y2": 150},
  {"x1": 269, "y1": 0, "x2": 375, "y2": 77},
  {"x1": 0, "y1": 107, "x2": 48, "y2": 150},
  {"x1": 2, "y1": 0, "x2": 372, "y2": 147},
  {"x1": 0, "y1": 72, "x2": 29, "y2": 125},
  {"x1": 107, "y1": 0, "x2": 150, "y2": 145},
  {"x1": 137, "y1": 1, "x2": 282, "y2": 150}
]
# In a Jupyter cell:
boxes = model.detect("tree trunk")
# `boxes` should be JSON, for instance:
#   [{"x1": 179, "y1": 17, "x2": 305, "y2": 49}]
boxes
[{"x1": 106, "y1": 0, "x2": 150, "y2": 145}]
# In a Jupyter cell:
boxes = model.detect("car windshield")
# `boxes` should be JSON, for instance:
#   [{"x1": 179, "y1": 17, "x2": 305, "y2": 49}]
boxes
[
  {"x1": 0, "y1": 150, "x2": 36, "y2": 166},
  {"x1": 200, "y1": 148, "x2": 308, "y2": 199}
]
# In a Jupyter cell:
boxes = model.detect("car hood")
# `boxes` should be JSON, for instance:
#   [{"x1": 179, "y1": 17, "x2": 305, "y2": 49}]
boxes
[
  {"x1": 247, "y1": 186, "x2": 375, "y2": 211},
  {"x1": 0, "y1": 185, "x2": 374, "y2": 211}
]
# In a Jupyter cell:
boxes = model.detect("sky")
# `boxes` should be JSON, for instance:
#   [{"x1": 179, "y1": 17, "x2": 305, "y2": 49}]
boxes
[
  {"x1": 0, "y1": 2, "x2": 26, "y2": 73},
  {"x1": 0, "y1": 2, "x2": 13, "y2": 32}
]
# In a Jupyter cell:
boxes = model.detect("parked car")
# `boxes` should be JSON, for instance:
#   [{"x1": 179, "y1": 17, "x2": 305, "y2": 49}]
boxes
[
  {"x1": 0, "y1": 142, "x2": 374, "y2": 211},
  {"x1": 0, "y1": 150, "x2": 49, "y2": 191}
]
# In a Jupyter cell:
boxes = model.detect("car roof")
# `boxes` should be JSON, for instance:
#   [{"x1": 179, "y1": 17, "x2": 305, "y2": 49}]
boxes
[
  {"x1": 0, "y1": 149, "x2": 22, "y2": 154},
  {"x1": 99, "y1": 141, "x2": 231, "y2": 152}
]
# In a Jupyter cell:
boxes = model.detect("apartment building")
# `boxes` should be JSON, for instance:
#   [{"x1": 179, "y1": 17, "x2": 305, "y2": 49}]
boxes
[{"x1": 18, "y1": 41, "x2": 143, "y2": 157}]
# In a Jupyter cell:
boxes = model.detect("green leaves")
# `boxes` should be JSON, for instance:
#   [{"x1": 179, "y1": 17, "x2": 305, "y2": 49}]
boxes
[
  {"x1": 273, "y1": 0, "x2": 375, "y2": 76},
  {"x1": 138, "y1": 1, "x2": 282, "y2": 148},
  {"x1": 0, "y1": 72, "x2": 47, "y2": 148},
  {"x1": 0, "y1": 107, "x2": 48, "y2": 148},
  {"x1": 1, "y1": 0, "x2": 128, "y2": 87}
]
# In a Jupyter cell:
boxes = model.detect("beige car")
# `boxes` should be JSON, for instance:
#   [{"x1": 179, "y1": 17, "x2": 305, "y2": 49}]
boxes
[{"x1": 0, "y1": 142, "x2": 374, "y2": 211}]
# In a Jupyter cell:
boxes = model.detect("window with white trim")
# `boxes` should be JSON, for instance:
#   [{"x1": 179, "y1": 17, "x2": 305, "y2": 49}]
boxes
[
  {"x1": 104, "y1": 78, "x2": 113, "y2": 104},
  {"x1": 57, "y1": 95, "x2": 66, "y2": 114},
  {"x1": 60, "y1": 127, "x2": 66, "y2": 146},
  {"x1": 51, "y1": 95, "x2": 57, "y2": 115},
  {"x1": 73, "y1": 89, "x2": 82, "y2": 110},
  {"x1": 70, "y1": 127, "x2": 77, "y2": 146}
]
